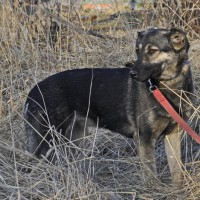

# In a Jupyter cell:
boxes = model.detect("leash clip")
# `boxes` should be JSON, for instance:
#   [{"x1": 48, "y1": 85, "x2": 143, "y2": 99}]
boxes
[{"x1": 148, "y1": 79, "x2": 157, "y2": 92}]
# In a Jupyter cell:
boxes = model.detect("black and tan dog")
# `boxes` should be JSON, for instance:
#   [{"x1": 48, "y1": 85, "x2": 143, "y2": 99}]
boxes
[{"x1": 24, "y1": 27, "x2": 193, "y2": 185}]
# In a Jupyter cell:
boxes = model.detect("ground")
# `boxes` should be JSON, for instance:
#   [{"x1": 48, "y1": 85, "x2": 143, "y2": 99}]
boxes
[{"x1": 0, "y1": 1, "x2": 200, "y2": 199}]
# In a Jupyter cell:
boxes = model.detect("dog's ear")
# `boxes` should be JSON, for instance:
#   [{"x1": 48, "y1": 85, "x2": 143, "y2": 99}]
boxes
[
  {"x1": 124, "y1": 61, "x2": 135, "y2": 68},
  {"x1": 137, "y1": 27, "x2": 158, "y2": 38},
  {"x1": 137, "y1": 31, "x2": 145, "y2": 39},
  {"x1": 136, "y1": 31, "x2": 146, "y2": 53},
  {"x1": 170, "y1": 28, "x2": 189, "y2": 51}
]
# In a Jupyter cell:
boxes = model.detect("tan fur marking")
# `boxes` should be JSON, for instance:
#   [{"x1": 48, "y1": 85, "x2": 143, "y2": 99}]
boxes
[
  {"x1": 150, "y1": 52, "x2": 171, "y2": 63},
  {"x1": 164, "y1": 126, "x2": 183, "y2": 187},
  {"x1": 139, "y1": 43, "x2": 142, "y2": 50},
  {"x1": 182, "y1": 63, "x2": 190, "y2": 74}
]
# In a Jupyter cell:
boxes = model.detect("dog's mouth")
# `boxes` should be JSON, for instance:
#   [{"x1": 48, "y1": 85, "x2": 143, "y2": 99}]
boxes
[
  {"x1": 161, "y1": 63, "x2": 166, "y2": 71},
  {"x1": 152, "y1": 63, "x2": 166, "y2": 77},
  {"x1": 130, "y1": 62, "x2": 166, "y2": 82}
]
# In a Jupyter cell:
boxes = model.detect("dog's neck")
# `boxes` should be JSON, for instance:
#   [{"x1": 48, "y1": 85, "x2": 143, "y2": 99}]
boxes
[
  {"x1": 156, "y1": 59, "x2": 191, "y2": 89},
  {"x1": 146, "y1": 59, "x2": 193, "y2": 106}
]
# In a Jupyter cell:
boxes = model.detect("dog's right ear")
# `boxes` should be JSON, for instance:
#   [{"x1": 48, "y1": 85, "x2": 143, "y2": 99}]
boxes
[{"x1": 124, "y1": 61, "x2": 135, "y2": 68}]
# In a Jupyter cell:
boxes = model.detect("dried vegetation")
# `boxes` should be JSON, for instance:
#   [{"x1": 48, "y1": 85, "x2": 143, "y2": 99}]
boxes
[{"x1": 0, "y1": 0, "x2": 200, "y2": 199}]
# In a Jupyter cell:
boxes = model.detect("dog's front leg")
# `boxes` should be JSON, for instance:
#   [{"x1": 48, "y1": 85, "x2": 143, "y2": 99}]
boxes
[
  {"x1": 137, "y1": 137, "x2": 158, "y2": 183},
  {"x1": 164, "y1": 125, "x2": 182, "y2": 186}
]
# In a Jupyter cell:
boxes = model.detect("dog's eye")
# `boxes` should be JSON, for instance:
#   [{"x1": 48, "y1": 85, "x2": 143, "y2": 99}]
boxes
[{"x1": 148, "y1": 49, "x2": 158, "y2": 55}]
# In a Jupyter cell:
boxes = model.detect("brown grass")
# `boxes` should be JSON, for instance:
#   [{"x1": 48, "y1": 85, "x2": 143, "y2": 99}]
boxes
[{"x1": 0, "y1": 1, "x2": 200, "y2": 199}]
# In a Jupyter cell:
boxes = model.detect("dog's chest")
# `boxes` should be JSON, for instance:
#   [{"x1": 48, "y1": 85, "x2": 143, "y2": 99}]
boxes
[
  {"x1": 135, "y1": 103, "x2": 173, "y2": 138},
  {"x1": 148, "y1": 109, "x2": 172, "y2": 136}
]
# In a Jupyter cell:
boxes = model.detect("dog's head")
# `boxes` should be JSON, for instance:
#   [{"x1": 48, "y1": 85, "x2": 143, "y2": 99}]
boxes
[{"x1": 125, "y1": 27, "x2": 190, "y2": 82}]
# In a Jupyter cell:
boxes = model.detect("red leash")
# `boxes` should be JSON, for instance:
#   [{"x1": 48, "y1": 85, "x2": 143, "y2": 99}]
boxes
[{"x1": 148, "y1": 80, "x2": 200, "y2": 144}]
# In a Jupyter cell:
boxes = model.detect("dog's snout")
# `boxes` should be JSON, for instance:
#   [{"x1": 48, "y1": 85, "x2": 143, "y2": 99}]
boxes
[{"x1": 130, "y1": 70, "x2": 138, "y2": 78}]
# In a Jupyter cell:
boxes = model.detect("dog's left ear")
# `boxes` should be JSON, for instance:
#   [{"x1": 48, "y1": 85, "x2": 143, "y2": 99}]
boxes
[
  {"x1": 124, "y1": 60, "x2": 135, "y2": 68},
  {"x1": 169, "y1": 28, "x2": 189, "y2": 51}
]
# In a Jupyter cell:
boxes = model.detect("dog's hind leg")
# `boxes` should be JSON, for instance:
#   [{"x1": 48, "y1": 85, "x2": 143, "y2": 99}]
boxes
[
  {"x1": 64, "y1": 112, "x2": 94, "y2": 158},
  {"x1": 25, "y1": 115, "x2": 51, "y2": 158},
  {"x1": 164, "y1": 126, "x2": 182, "y2": 186}
]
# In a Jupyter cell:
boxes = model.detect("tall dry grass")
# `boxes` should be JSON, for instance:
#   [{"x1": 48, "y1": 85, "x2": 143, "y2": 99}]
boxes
[{"x1": 0, "y1": 1, "x2": 200, "y2": 199}]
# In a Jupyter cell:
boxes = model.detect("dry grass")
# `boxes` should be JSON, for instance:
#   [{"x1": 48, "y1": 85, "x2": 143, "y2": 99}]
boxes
[{"x1": 0, "y1": 1, "x2": 200, "y2": 199}]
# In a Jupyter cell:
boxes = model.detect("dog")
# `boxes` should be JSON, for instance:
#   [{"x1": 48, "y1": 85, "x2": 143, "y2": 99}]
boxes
[{"x1": 24, "y1": 27, "x2": 193, "y2": 186}]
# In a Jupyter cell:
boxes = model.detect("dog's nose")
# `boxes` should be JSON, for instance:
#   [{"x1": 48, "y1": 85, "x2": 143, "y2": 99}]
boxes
[{"x1": 130, "y1": 70, "x2": 138, "y2": 78}]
